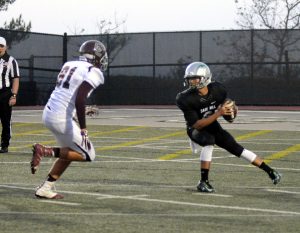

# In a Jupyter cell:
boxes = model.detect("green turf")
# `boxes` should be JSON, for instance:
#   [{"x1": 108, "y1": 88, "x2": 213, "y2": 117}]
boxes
[{"x1": 0, "y1": 123, "x2": 299, "y2": 233}]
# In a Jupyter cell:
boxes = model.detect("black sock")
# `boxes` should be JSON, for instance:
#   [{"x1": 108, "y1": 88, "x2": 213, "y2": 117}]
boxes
[
  {"x1": 47, "y1": 174, "x2": 57, "y2": 182},
  {"x1": 259, "y1": 162, "x2": 274, "y2": 177},
  {"x1": 201, "y1": 169, "x2": 209, "y2": 181},
  {"x1": 53, "y1": 148, "x2": 60, "y2": 158}
]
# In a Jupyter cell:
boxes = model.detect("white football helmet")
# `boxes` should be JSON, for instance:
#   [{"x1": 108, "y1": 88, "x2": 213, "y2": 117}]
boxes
[{"x1": 184, "y1": 62, "x2": 212, "y2": 89}]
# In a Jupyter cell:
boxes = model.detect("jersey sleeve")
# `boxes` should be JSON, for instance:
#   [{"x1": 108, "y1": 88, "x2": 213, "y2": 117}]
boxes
[
  {"x1": 84, "y1": 67, "x2": 104, "y2": 89},
  {"x1": 176, "y1": 93, "x2": 199, "y2": 127},
  {"x1": 216, "y1": 82, "x2": 228, "y2": 103},
  {"x1": 10, "y1": 57, "x2": 20, "y2": 78}
]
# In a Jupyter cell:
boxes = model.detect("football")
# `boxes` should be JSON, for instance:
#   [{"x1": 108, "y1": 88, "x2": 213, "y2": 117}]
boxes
[{"x1": 222, "y1": 98, "x2": 238, "y2": 123}]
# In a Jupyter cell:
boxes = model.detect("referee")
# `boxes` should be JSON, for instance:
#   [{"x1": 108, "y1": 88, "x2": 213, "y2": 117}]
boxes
[{"x1": 0, "y1": 36, "x2": 20, "y2": 153}]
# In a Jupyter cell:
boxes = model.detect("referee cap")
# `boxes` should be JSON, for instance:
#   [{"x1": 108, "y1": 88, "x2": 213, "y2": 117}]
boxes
[{"x1": 0, "y1": 37, "x2": 6, "y2": 46}]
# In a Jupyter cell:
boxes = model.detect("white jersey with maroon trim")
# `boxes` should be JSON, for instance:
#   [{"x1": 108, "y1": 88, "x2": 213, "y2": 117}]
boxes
[{"x1": 46, "y1": 60, "x2": 104, "y2": 117}]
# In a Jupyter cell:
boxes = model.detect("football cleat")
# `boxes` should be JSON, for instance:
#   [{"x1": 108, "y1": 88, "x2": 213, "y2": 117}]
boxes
[
  {"x1": 30, "y1": 143, "x2": 54, "y2": 174},
  {"x1": 197, "y1": 180, "x2": 215, "y2": 193},
  {"x1": 269, "y1": 169, "x2": 282, "y2": 185},
  {"x1": 35, "y1": 181, "x2": 64, "y2": 199},
  {"x1": 0, "y1": 147, "x2": 8, "y2": 153}
]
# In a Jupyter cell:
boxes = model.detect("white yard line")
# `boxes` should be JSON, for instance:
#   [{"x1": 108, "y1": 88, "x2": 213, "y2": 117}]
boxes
[
  {"x1": 266, "y1": 189, "x2": 300, "y2": 195},
  {"x1": 192, "y1": 193, "x2": 233, "y2": 198},
  {"x1": 0, "y1": 211, "x2": 297, "y2": 217},
  {"x1": 1, "y1": 184, "x2": 299, "y2": 216},
  {"x1": 38, "y1": 200, "x2": 81, "y2": 206}
]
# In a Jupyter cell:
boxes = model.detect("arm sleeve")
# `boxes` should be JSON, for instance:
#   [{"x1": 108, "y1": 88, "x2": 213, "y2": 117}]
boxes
[
  {"x1": 11, "y1": 58, "x2": 20, "y2": 78},
  {"x1": 176, "y1": 93, "x2": 199, "y2": 126},
  {"x1": 75, "y1": 81, "x2": 94, "y2": 129},
  {"x1": 218, "y1": 82, "x2": 228, "y2": 103}
]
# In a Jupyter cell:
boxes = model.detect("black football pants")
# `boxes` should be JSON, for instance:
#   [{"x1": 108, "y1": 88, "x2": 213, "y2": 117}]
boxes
[
  {"x1": 0, "y1": 90, "x2": 12, "y2": 148},
  {"x1": 187, "y1": 122, "x2": 244, "y2": 157}
]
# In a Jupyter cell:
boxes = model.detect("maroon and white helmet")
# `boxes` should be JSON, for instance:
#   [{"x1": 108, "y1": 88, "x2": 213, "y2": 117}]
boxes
[{"x1": 79, "y1": 40, "x2": 108, "y2": 71}]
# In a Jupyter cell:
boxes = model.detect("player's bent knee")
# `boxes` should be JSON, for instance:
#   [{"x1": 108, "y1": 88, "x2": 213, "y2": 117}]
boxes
[{"x1": 189, "y1": 129, "x2": 215, "y2": 146}]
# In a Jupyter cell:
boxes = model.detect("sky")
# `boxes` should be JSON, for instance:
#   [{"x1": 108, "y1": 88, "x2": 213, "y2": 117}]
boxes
[{"x1": 1, "y1": 0, "x2": 239, "y2": 35}]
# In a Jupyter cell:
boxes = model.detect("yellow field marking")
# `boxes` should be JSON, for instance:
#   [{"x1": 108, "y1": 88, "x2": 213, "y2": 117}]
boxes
[
  {"x1": 158, "y1": 149, "x2": 191, "y2": 160},
  {"x1": 235, "y1": 130, "x2": 272, "y2": 141},
  {"x1": 96, "y1": 131, "x2": 185, "y2": 152},
  {"x1": 158, "y1": 130, "x2": 273, "y2": 160},
  {"x1": 10, "y1": 126, "x2": 148, "y2": 151},
  {"x1": 264, "y1": 144, "x2": 300, "y2": 164},
  {"x1": 13, "y1": 123, "x2": 35, "y2": 127},
  {"x1": 91, "y1": 126, "x2": 146, "y2": 137},
  {"x1": 14, "y1": 129, "x2": 48, "y2": 137}
]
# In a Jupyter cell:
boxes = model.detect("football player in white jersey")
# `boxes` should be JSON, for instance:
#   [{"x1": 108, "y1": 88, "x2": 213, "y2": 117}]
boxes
[{"x1": 30, "y1": 40, "x2": 108, "y2": 199}]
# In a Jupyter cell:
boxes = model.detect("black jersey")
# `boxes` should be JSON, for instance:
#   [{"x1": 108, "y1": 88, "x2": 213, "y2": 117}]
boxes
[{"x1": 176, "y1": 82, "x2": 227, "y2": 127}]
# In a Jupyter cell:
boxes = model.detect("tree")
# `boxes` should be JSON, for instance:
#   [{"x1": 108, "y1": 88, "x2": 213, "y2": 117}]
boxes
[
  {"x1": 0, "y1": 0, "x2": 31, "y2": 47},
  {"x1": 0, "y1": 0, "x2": 16, "y2": 11},
  {"x1": 234, "y1": 0, "x2": 300, "y2": 64},
  {"x1": 232, "y1": 0, "x2": 300, "y2": 78},
  {"x1": 68, "y1": 13, "x2": 129, "y2": 66},
  {"x1": 3, "y1": 14, "x2": 31, "y2": 31},
  {"x1": 235, "y1": 0, "x2": 300, "y2": 29}
]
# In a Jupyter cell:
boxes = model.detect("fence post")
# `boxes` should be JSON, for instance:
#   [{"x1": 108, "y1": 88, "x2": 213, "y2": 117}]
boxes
[
  {"x1": 250, "y1": 29, "x2": 254, "y2": 82},
  {"x1": 63, "y1": 32, "x2": 68, "y2": 64},
  {"x1": 199, "y1": 31, "x2": 202, "y2": 61},
  {"x1": 152, "y1": 32, "x2": 156, "y2": 80},
  {"x1": 29, "y1": 55, "x2": 34, "y2": 82},
  {"x1": 250, "y1": 29, "x2": 254, "y2": 104},
  {"x1": 106, "y1": 33, "x2": 110, "y2": 79},
  {"x1": 285, "y1": 50, "x2": 290, "y2": 84}
]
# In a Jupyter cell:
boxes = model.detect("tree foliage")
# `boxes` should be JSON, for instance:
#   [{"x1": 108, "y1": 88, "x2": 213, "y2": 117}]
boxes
[
  {"x1": 0, "y1": 0, "x2": 16, "y2": 11},
  {"x1": 231, "y1": 0, "x2": 300, "y2": 78},
  {"x1": 235, "y1": 0, "x2": 300, "y2": 29},
  {"x1": 68, "y1": 13, "x2": 129, "y2": 65},
  {"x1": 3, "y1": 14, "x2": 31, "y2": 31},
  {"x1": 0, "y1": 0, "x2": 31, "y2": 48}
]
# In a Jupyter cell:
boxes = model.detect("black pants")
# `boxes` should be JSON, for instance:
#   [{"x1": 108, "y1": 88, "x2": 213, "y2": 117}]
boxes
[
  {"x1": 0, "y1": 90, "x2": 12, "y2": 148},
  {"x1": 187, "y1": 121, "x2": 244, "y2": 157}
]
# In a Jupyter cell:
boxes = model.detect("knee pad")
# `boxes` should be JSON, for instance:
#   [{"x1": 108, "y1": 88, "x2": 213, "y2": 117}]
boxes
[
  {"x1": 200, "y1": 145, "x2": 214, "y2": 162},
  {"x1": 189, "y1": 139, "x2": 202, "y2": 154},
  {"x1": 240, "y1": 149, "x2": 257, "y2": 163}
]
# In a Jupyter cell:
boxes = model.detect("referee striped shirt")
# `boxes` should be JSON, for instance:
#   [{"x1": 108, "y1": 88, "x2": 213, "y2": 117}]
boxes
[{"x1": 0, "y1": 52, "x2": 20, "y2": 90}]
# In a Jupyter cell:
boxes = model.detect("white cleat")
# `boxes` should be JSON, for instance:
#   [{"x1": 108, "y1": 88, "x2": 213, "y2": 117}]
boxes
[{"x1": 35, "y1": 181, "x2": 64, "y2": 199}]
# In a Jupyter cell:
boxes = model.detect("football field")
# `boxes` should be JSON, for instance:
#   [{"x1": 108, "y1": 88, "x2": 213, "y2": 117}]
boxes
[{"x1": 0, "y1": 108, "x2": 300, "y2": 233}]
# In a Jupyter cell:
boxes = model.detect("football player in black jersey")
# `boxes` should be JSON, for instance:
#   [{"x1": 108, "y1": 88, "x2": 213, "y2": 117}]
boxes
[{"x1": 176, "y1": 62, "x2": 281, "y2": 192}]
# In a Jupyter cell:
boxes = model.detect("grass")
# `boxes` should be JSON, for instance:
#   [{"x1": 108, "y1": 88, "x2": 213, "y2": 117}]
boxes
[{"x1": 0, "y1": 123, "x2": 299, "y2": 233}]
